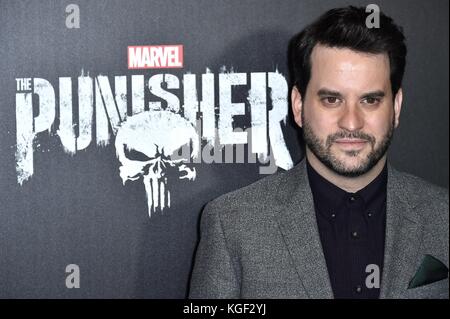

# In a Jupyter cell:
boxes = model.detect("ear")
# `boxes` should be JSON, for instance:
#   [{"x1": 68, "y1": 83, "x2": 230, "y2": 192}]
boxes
[
  {"x1": 291, "y1": 86, "x2": 303, "y2": 128},
  {"x1": 393, "y1": 88, "x2": 403, "y2": 128}
]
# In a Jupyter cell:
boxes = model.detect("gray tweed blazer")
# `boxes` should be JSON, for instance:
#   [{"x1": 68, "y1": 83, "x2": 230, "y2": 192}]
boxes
[{"x1": 189, "y1": 159, "x2": 449, "y2": 299}]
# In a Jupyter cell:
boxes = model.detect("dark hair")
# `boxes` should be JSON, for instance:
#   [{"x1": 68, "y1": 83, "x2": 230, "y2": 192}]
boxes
[{"x1": 290, "y1": 6, "x2": 407, "y2": 97}]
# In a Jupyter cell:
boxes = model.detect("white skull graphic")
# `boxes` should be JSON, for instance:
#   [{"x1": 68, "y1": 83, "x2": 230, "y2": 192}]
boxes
[{"x1": 115, "y1": 110, "x2": 199, "y2": 217}]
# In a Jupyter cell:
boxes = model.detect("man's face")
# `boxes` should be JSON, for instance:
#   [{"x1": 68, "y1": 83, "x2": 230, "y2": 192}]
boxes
[{"x1": 292, "y1": 44, "x2": 403, "y2": 177}]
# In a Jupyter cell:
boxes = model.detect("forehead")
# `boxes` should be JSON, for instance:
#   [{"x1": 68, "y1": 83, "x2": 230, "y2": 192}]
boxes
[{"x1": 309, "y1": 44, "x2": 390, "y2": 91}]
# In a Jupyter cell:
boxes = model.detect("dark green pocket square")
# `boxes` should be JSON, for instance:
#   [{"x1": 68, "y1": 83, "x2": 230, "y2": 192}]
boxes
[{"x1": 408, "y1": 254, "x2": 449, "y2": 289}]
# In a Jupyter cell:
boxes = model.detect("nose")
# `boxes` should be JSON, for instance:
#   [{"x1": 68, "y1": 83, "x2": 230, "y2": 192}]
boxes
[{"x1": 337, "y1": 102, "x2": 364, "y2": 132}]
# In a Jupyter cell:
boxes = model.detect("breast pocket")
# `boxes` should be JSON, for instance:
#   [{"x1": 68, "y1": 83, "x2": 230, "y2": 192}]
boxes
[{"x1": 404, "y1": 278, "x2": 449, "y2": 299}]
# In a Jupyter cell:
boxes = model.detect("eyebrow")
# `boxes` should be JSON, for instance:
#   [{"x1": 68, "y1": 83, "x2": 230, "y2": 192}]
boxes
[
  {"x1": 317, "y1": 89, "x2": 342, "y2": 98},
  {"x1": 317, "y1": 88, "x2": 386, "y2": 99},
  {"x1": 360, "y1": 90, "x2": 386, "y2": 99}
]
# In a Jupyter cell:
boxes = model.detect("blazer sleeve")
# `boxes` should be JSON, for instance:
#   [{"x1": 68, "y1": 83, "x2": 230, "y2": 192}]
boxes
[{"x1": 189, "y1": 201, "x2": 240, "y2": 298}]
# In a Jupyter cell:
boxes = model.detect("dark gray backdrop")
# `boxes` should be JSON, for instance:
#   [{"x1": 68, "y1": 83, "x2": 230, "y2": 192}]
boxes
[{"x1": 0, "y1": 0, "x2": 448, "y2": 298}]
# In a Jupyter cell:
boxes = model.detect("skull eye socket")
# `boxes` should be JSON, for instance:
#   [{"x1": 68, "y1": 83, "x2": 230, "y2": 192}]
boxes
[{"x1": 124, "y1": 145, "x2": 152, "y2": 161}]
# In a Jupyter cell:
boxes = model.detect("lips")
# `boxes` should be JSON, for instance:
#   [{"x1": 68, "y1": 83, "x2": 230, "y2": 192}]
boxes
[
  {"x1": 334, "y1": 139, "x2": 368, "y2": 149},
  {"x1": 335, "y1": 139, "x2": 367, "y2": 144}
]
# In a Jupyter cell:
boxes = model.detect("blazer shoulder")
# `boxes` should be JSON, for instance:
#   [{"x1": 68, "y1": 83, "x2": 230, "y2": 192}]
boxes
[
  {"x1": 392, "y1": 168, "x2": 448, "y2": 203},
  {"x1": 390, "y1": 167, "x2": 449, "y2": 223},
  {"x1": 209, "y1": 168, "x2": 289, "y2": 208},
  {"x1": 204, "y1": 167, "x2": 292, "y2": 222}
]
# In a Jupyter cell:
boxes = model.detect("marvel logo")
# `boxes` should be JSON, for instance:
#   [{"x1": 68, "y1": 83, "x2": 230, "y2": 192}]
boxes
[{"x1": 128, "y1": 45, "x2": 183, "y2": 69}]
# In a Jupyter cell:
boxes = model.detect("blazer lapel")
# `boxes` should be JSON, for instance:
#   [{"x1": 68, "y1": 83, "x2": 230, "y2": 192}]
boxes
[
  {"x1": 275, "y1": 161, "x2": 334, "y2": 299},
  {"x1": 380, "y1": 165, "x2": 422, "y2": 298}
]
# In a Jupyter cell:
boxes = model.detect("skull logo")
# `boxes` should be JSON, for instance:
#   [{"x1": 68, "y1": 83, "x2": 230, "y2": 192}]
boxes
[{"x1": 115, "y1": 110, "x2": 199, "y2": 217}]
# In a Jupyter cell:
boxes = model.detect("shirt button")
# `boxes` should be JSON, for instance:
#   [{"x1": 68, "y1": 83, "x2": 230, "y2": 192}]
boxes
[
  {"x1": 349, "y1": 196, "x2": 356, "y2": 202},
  {"x1": 331, "y1": 213, "x2": 336, "y2": 218},
  {"x1": 355, "y1": 285, "x2": 362, "y2": 293},
  {"x1": 368, "y1": 212, "x2": 372, "y2": 218},
  {"x1": 351, "y1": 231, "x2": 359, "y2": 239}
]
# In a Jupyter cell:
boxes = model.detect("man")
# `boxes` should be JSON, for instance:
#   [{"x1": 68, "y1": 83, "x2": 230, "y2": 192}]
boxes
[{"x1": 189, "y1": 6, "x2": 448, "y2": 299}]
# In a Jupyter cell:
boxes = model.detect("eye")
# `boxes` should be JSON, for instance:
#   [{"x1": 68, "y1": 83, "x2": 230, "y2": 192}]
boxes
[
  {"x1": 321, "y1": 96, "x2": 341, "y2": 106},
  {"x1": 124, "y1": 146, "x2": 152, "y2": 161},
  {"x1": 362, "y1": 97, "x2": 381, "y2": 105}
]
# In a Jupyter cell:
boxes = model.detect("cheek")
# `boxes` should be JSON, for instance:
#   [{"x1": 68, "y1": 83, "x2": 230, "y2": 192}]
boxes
[
  {"x1": 304, "y1": 105, "x2": 339, "y2": 136},
  {"x1": 365, "y1": 112, "x2": 394, "y2": 139}
]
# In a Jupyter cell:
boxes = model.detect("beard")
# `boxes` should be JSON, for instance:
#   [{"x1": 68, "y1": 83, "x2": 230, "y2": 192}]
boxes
[{"x1": 302, "y1": 113, "x2": 395, "y2": 177}]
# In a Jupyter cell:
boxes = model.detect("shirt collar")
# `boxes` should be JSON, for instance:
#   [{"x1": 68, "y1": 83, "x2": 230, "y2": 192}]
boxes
[{"x1": 306, "y1": 158, "x2": 388, "y2": 218}]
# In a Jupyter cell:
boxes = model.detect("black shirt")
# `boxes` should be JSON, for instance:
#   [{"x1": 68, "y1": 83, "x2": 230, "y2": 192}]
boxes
[{"x1": 307, "y1": 160, "x2": 387, "y2": 299}]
